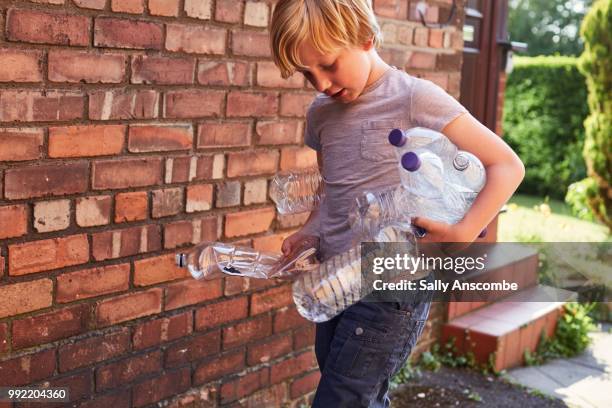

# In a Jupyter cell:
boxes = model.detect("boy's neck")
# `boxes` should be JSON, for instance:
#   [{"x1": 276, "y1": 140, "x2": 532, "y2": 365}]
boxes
[{"x1": 364, "y1": 51, "x2": 392, "y2": 90}]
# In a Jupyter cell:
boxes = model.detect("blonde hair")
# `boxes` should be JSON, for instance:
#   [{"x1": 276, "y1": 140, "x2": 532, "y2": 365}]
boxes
[{"x1": 270, "y1": 0, "x2": 382, "y2": 78}]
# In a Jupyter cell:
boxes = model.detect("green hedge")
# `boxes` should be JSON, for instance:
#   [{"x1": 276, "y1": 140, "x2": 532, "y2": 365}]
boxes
[{"x1": 502, "y1": 56, "x2": 589, "y2": 199}]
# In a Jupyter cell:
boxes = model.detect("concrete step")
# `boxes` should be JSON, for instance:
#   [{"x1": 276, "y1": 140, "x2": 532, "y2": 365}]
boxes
[{"x1": 441, "y1": 285, "x2": 577, "y2": 371}]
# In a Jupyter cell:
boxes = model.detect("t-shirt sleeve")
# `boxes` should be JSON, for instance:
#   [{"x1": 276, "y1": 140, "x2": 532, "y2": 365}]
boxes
[
  {"x1": 304, "y1": 103, "x2": 322, "y2": 151},
  {"x1": 410, "y1": 78, "x2": 468, "y2": 132}
]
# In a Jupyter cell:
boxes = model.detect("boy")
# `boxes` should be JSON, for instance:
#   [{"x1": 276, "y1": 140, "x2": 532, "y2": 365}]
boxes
[{"x1": 269, "y1": 1, "x2": 525, "y2": 406}]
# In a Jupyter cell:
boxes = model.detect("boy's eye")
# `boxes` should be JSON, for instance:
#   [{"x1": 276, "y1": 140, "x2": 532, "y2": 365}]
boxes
[{"x1": 322, "y1": 61, "x2": 337, "y2": 71}]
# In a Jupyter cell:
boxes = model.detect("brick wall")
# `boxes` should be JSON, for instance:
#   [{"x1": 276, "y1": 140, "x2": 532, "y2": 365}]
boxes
[{"x1": 0, "y1": 0, "x2": 465, "y2": 406}]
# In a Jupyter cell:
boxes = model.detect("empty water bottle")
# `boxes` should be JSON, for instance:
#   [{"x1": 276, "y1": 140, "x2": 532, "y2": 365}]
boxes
[{"x1": 269, "y1": 169, "x2": 323, "y2": 214}]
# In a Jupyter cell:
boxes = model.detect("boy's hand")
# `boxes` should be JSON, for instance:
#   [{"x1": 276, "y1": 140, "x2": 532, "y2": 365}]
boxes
[
  {"x1": 281, "y1": 231, "x2": 319, "y2": 258},
  {"x1": 411, "y1": 216, "x2": 475, "y2": 244}
]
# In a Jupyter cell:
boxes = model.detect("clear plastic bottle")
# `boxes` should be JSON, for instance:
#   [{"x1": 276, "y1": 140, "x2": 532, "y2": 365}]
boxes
[
  {"x1": 269, "y1": 169, "x2": 323, "y2": 215},
  {"x1": 388, "y1": 127, "x2": 457, "y2": 163},
  {"x1": 450, "y1": 151, "x2": 486, "y2": 193}
]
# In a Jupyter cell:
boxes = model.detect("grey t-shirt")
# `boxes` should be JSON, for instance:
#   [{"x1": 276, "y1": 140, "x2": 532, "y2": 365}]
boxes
[{"x1": 304, "y1": 66, "x2": 468, "y2": 261}]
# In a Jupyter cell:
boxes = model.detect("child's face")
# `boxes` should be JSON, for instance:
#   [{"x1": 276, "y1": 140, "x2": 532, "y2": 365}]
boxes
[{"x1": 297, "y1": 40, "x2": 374, "y2": 103}]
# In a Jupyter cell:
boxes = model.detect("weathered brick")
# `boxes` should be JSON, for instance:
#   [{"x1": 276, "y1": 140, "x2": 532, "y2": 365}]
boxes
[
  {"x1": 293, "y1": 324, "x2": 315, "y2": 350},
  {"x1": 225, "y1": 207, "x2": 275, "y2": 238},
  {"x1": 97, "y1": 350, "x2": 161, "y2": 391},
  {"x1": 131, "y1": 55, "x2": 195, "y2": 85},
  {"x1": 6, "y1": 9, "x2": 90, "y2": 46},
  {"x1": 92, "y1": 225, "x2": 161, "y2": 261},
  {"x1": 244, "y1": 1, "x2": 269, "y2": 27},
  {"x1": 374, "y1": 0, "x2": 408, "y2": 19},
  {"x1": 0, "y1": 48, "x2": 43, "y2": 82},
  {"x1": 220, "y1": 367, "x2": 269, "y2": 403},
  {"x1": 164, "y1": 278, "x2": 223, "y2": 310},
  {"x1": 280, "y1": 146, "x2": 317, "y2": 171},
  {"x1": 227, "y1": 150, "x2": 279, "y2": 178},
  {"x1": 76, "y1": 195, "x2": 112, "y2": 227},
  {"x1": 279, "y1": 92, "x2": 313, "y2": 117},
  {"x1": 79, "y1": 390, "x2": 131, "y2": 408},
  {"x1": 12, "y1": 303, "x2": 90, "y2": 349},
  {"x1": 165, "y1": 156, "x2": 212, "y2": 183},
  {"x1": 0, "y1": 204, "x2": 27, "y2": 239},
  {"x1": 44, "y1": 371, "x2": 94, "y2": 405},
  {"x1": 251, "y1": 285, "x2": 293, "y2": 315},
  {"x1": 96, "y1": 288, "x2": 163, "y2": 327},
  {"x1": 0, "y1": 349, "x2": 56, "y2": 386},
  {"x1": 215, "y1": 0, "x2": 244, "y2": 23},
  {"x1": 166, "y1": 24, "x2": 226, "y2": 55},
  {"x1": 257, "y1": 61, "x2": 302, "y2": 88},
  {"x1": 213, "y1": 153, "x2": 225, "y2": 179},
  {"x1": 0, "y1": 90, "x2": 84, "y2": 122},
  {"x1": 49, "y1": 50, "x2": 126, "y2": 83},
  {"x1": 195, "y1": 296, "x2": 248, "y2": 331},
  {"x1": 92, "y1": 158, "x2": 162, "y2": 190},
  {"x1": 89, "y1": 89, "x2": 159, "y2": 120},
  {"x1": 128, "y1": 124, "x2": 193, "y2": 152},
  {"x1": 165, "y1": 331, "x2": 220, "y2": 367},
  {"x1": 232, "y1": 30, "x2": 270, "y2": 57},
  {"x1": 274, "y1": 306, "x2": 308, "y2": 333},
  {"x1": 244, "y1": 178, "x2": 268, "y2": 205},
  {"x1": 185, "y1": 0, "x2": 212, "y2": 19},
  {"x1": 5, "y1": 162, "x2": 88, "y2": 200},
  {"x1": 194, "y1": 350, "x2": 245, "y2": 385},
  {"x1": 74, "y1": 0, "x2": 106, "y2": 9},
  {"x1": 164, "y1": 215, "x2": 218, "y2": 248},
  {"x1": 397, "y1": 25, "x2": 414, "y2": 45},
  {"x1": 149, "y1": 0, "x2": 180, "y2": 16},
  {"x1": 59, "y1": 328, "x2": 130, "y2": 372},
  {"x1": 197, "y1": 121, "x2": 251, "y2": 149},
  {"x1": 56, "y1": 263, "x2": 130, "y2": 303},
  {"x1": 241, "y1": 383, "x2": 287, "y2": 407},
  {"x1": 132, "y1": 311, "x2": 192, "y2": 350},
  {"x1": 227, "y1": 91, "x2": 278, "y2": 117},
  {"x1": 0, "y1": 322, "x2": 7, "y2": 353},
  {"x1": 151, "y1": 187, "x2": 183, "y2": 218},
  {"x1": 223, "y1": 314, "x2": 271, "y2": 349},
  {"x1": 408, "y1": 52, "x2": 437, "y2": 69},
  {"x1": 134, "y1": 253, "x2": 190, "y2": 286},
  {"x1": 290, "y1": 370, "x2": 321, "y2": 399},
  {"x1": 247, "y1": 334, "x2": 292, "y2": 365},
  {"x1": 256, "y1": 120, "x2": 301, "y2": 145},
  {"x1": 9, "y1": 234, "x2": 89, "y2": 276},
  {"x1": 198, "y1": 60, "x2": 251, "y2": 86},
  {"x1": 270, "y1": 350, "x2": 316, "y2": 384},
  {"x1": 94, "y1": 17, "x2": 163, "y2": 49},
  {"x1": 164, "y1": 90, "x2": 224, "y2": 119},
  {"x1": 413, "y1": 27, "x2": 428, "y2": 47},
  {"x1": 28, "y1": 0, "x2": 65, "y2": 4},
  {"x1": 115, "y1": 191, "x2": 148, "y2": 223},
  {"x1": 49, "y1": 125, "x2": 125, "y2": 157},
  {"x1": 429, "y1": 28, "x2": 445, "y2": 48},
  {"x1": 0, "y1": 279, "x2": 53, "y2": 319},
  {"x1": 216, "y1": 181, "x2": 241, "y2": 208},
  {"x1": 186, "y1": 184, "x2": 213, "y2": 213},
  {"x1": 111, "y1": 0, "x2": 144, "y2": 14},
  {"x1": 0, "y1": 128, "x2": 43, "y2": 161},
  {"x1": 132, "y1": 368, "x2": 190, "y2": 407},
  {"x1": 33, "y1": 199, "x2": 71, "y2": 233}
]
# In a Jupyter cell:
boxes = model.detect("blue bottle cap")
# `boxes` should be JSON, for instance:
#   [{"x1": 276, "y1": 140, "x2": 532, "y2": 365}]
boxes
[
  {"x1": 401, "y1": 152, "x2": 421, "y2": 171},
  {"x1": 388, "y1": 129, "x2": 406, "y2": 147}
]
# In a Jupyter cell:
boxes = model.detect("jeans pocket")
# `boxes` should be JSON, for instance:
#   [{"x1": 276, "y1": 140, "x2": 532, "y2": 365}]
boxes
[
  {"x1": 360, "y1": 119, "x2": 405, "y2": 162},
  {"x1": 333, "y1": 337, "x2": 391, "y2": 379}
]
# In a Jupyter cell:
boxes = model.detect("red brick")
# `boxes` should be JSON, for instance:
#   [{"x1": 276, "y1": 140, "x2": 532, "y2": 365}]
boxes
[
  {"x1": 164, "y1": 278, "x2": 223, "y2": 310},
  {"x1": 59, "y1": 328, "x2": 130, "y2": 372},
  {"x1": 197, "y1": 121, "x2": 251, "y2": 149},
  {"x1": 257, "y1": 61, "x2": 303, "y2": 88},
  {"x1": 227, "y1": 91, "x2": 278, "y2": 117},
  {"x1": 198, "y1": 60, "x2": 251, "y2": 86},
  {"x1": 79, "y1": 390, "x2": 131, "y2": 408},
  {"x1": 274, "y1": 306, "x2": 309, "y2": 333},
  {"x1": 221, "y1": 367, "x2": 269, "y2": 404},
  {"x1": 0, "y1": 90, "x2": 84, "y2": 122},
  {"x1": 166, "y1": 23, "x2": 226, "y2": 55},
  {"x1": 194, "y1": 350, "x2": 245, "y2": 385},
  {"x1": 279, "y1": 92, "x2": 313, "y2": 117},
  {"x1": 252, "y1": 232, "x2": 292, "y2": 253},
  {"x1": 12, "y1": 303, "x2": 90, "y2": 349},
  {"x1": 151, "y1": 187, "x2": 183, "y2": 218},
  {"x1": 74, "y1": 0, "x2": 106, "y2": 9},
  {"x1": 256, "y1": 120, "x2": 301, "y2": 145},
  {"x1": 290, "y1": 371, "x2": 321, "y2": 399},
  {"x1": 6, "y1": 9, "x2": 90, "y2": 46},
  {"x1": 195, "y1": 296, "x2": 248, "y2": 331},
  {"x1": 0, "y1": 348, "x2": 56, "y2": 386},
  {"x1": 251, "y1": 285, "x2": 293, "y2": 315},
  {"x1": 164, "y1": 216, "x2": 219, "y2": 249},
  {"x1": 0, "y1": 323, "x2": 6, "y2": 354},
  {"x1": 76, "y1": 195, "x2": 112, "y2": 227},
  {"x1": 248, "y1": 334, "x2": 293, "y2": 365},
  {"x1": 96, "y1": 350, "x2": 161, "y2": 391},
  {"x1": 9, "y1": 234, "x2": 89, "y2": 276},
  {"x1": 0, "y1": 279, "x2": 53, "y2": 319},
  {"x1": 96, "y1": 288, "x2": 163, "y2": 327},
  {"x1": 374, "y1": 0, "x2": 408, "y2": 19},
  {"x1": 92, "y1": 158, "x2": 162, "y2": 189},
  {"x1": 225, "y1": 207, "x2": 275, "y2": 238},
  {"x1": 186, "y1": 183, "x2": 213, "y2": 213},
  {"x1": 429, "y1": 28, "x2": 444, "y2": 48},
  {"x1": 164, "y1": 90, "x2": 224, "y2": 119},
  {"x1": 128, "y1": 124, "x2": 193, "y2": 152},
  {"x1": 41, "y1": 371, "x2": 93, "y2": 406},
  {"x1": 408, "y1": 52, "x2": 437, "y2": 69},
  {"x1": 232, "y1": 30, "x2": 270, "y2": 57},
  {"x1": 242, "y1": 383, "x2": 288, "y2": 407},
  {"x1": 132, "y1": 311, "x2": 193, "y2": 350},
  {"x1": 215, "y1": 0, "x2": 244, "y2": 23},
  {"x1": 164, "y1": 155, "x2": 213, "y2": 183},
  {"x1": 0, "y1": 204, "x2": 27, "y2": 239},
  {"x1": 270, "y1": 350, "x2": 316, "y2": 384},
  {"x1": 56, "y1": 263, "x2": 130, "y2": 303},
  {"x1": 49, "y1": 125, "x2": 125, "y2": 157},
  {"x1": 227, "y1": 150, "x2": 278, "y2": 178},
  {"x1": 149, "y1": 0, "x2": 180, "y2": 16},
  {"x1": 49, "y1": 50, "x2": 126, "y2": 83},
  {"x1": 94, "y1": 17, "x2": 163, "y2": 50},
  {"x1": 133, "y1": 253, "x2": 189, "y2": 286},
  {"x1": 115, "y1": 191, "x2": 148, "y2": 223},
  {"x1": 413, "y1": 27, "x2": 428, "y2": 47},
  {"x1": 280, "y1": 146, "x2": 317, "y2": 171},
  {"x1": 92, "y1": 225, "x2": 161, "y2": 261},
  {"x1": 132, "y1": 368, "x2": 191, "y2": 407},
  {"x1": 4, "y1": 162, "x2": 88, "y2": 199},
  {"x1": 0, "y1": 48, "x2": 43, "y2": 82},
  {"x1": 111, "y1": 0, "x2": 144, "y2": 13},
  {"x1": 293, "y1": 323, "x2": 315, "y2": 350},
  {"x1": 223, "y1": 314, "x2": 272, "y2": 349},
  {"x1": 89, "y1": 89, "x2": 159, "y2": 120},
  {"x1": 131, "y1": 55, "x2": 195, "y2": 85},
  {"x1": 165, "y1": 330, "x2": 220, "y2": 367},
  {"x1": 0, "y1": 128, "x2": 43, "y2": 161}
]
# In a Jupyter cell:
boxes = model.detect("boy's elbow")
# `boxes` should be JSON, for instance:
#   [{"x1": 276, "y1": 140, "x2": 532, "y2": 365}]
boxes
[{"x1": 513, "y1": 156, "x2": 526, "y2": 184}]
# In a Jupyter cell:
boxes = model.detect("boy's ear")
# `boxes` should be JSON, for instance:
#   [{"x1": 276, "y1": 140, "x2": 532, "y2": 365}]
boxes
[{"x1": 362, "y1": 37, "x2": 375, "y2": 51}]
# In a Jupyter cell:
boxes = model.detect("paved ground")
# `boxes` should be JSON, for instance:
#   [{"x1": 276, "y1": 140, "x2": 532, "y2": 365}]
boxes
[{"x1": 506, "y1": 323, "x2": 612, "y2": 408}]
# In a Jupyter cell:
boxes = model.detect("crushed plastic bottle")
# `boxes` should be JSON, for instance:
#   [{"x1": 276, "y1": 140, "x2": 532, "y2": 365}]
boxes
[{"x1": 269, "y1": 168, "x2": 323, "y2": 214}]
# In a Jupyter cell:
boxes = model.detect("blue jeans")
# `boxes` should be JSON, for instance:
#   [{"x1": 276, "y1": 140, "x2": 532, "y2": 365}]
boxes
[{"x1": 312, "y1": 280, "x2": 432, "y2": 407}]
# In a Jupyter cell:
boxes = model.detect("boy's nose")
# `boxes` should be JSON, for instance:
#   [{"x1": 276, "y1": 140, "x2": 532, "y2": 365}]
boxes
[{"x1": 313, "y1": 76, "x2": 332, "y2": 94}]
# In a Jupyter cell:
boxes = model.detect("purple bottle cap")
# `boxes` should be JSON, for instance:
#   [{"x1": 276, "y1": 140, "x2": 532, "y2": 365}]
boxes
[
  {"x1": 478, "y1": 228, "x2": 487, "y2": 238},
  {"x1": 413, "y1": 226, "x2": 427, "y2": 238},
  {"x1": 388, "y1": 129, "x2": 406, "y2": 147},
  {"x1": 401, "y1": 152, "x2": 421, "y2": 171}
]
